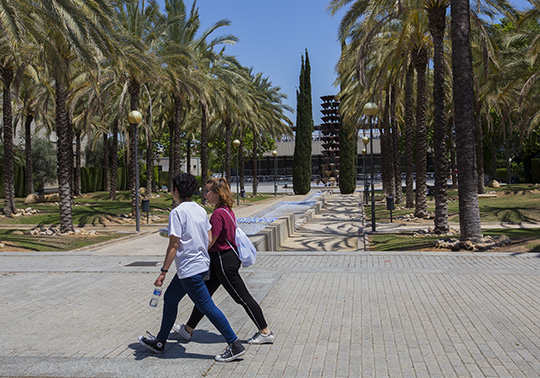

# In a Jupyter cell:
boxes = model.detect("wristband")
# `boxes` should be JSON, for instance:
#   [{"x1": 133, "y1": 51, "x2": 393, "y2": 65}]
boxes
[{"x1": 160, "y1": 268, "x2": 168, "y2": 273}]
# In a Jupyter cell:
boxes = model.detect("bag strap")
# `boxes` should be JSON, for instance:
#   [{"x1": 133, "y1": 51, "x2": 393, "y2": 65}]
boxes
[{"x1": 219, "y1": 207, "x2": 238, "y2": 228}]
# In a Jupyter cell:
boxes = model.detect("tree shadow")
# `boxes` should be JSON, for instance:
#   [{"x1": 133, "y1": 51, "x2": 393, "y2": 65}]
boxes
[{"x1": 483, "y1": 205, "x2": 540, "y2": 224}]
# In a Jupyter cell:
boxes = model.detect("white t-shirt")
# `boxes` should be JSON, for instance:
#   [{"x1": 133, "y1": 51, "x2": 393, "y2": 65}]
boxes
[{"x1": 168, "y1": 201, "x2": 212, "y2": 279}]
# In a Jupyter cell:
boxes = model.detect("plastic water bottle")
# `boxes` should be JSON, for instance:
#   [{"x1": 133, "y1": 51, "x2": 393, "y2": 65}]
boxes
[{"x1": 149, "y1": 286, "x2": 163, "y2": 307}]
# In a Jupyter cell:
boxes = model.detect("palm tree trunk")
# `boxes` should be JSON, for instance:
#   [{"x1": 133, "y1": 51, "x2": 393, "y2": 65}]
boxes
[
  {"x1": 239, "y1": 127, "x2": 245, "y2": 194},
  {"x1": 128, "y1": 79, "x2": 140, "y2": 217},
  {"x1": 391, "y1": 87, "x2": 403, "y2": 204},
  {"x1": 429, "y1": 4, "x2": 449, "y2": 234},
  {"x1": 109, "y1": 118, "x2": 118, "y2": 201},
  {"x1": 475, "y1": 112, "x2": 485, "y2": 194},
  {"x1": 451, "y1": 0, "x2": 482, "y2": 242},
  {"x1": 404, "y1": 60, "x2": 415, "y2": 209},
  {"x1": 503, "y1": 116, "x2": 511, "y2": 184},
  {"x1": 55, "y1": 73, "x2": 74, "y2": 233},
  {"x1": 172, "y1": 96, "x2": 182, "y2": 178},
  {"x1": 24, "y1": 113, "x2": 35, "y2": 196},
  {"x1": 168, "y1": 120, "x2": 175, "y2": 192},
  {"x1": 252, "y1": 130, "x2": 258, "y2": 196},
  {"x1": 74, "y1": 133, "x2": 81, "y2": 196},
  {"x1": 225, "y1": 119, "x2": 232, "y2": 182},
  {"x1": 200, "y1": 102, "x2": 209, "y2": 205},
  {"x1": 414, "y1": 49, "x2": 428, "y2": 218},
  {"x1": 448, "y1": 116, "x2": 458, "y2": 188},
  {"x1": 146, "y1": 121, "x2": 154, "y2": 197},
  {"x1": 103, "y1": 133, "x2": 110, "y2": 193},
  {"x1": 382, "y1": 92, "x2": 395, "y2": 197},
  {"x1": 2, "y1": 67, "x2": 16, "y2": 216},
  {"x1": 68, "y1": 119, "x2": 74, "y2": 201},
  {"x1": 186, "y1": 136, "x2": 191, "y2": 175}
]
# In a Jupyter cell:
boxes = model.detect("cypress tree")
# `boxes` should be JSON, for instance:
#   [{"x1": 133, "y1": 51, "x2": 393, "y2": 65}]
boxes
[{"x1": 293, "y1": 50, "x2": 314, "y2": 194}]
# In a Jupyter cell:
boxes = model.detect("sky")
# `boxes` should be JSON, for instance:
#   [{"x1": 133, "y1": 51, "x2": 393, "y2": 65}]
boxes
[
  {"x1": 157, "y1": 0, "x2": 345, "y2": 125},
  {"x1": 156, "y1": 0, "x2": 534, "y2": 126}
]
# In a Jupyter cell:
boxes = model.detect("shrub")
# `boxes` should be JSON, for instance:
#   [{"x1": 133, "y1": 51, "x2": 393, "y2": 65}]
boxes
[{"x1": 532, "y1": 159, "x2": 540, "y2": 184}]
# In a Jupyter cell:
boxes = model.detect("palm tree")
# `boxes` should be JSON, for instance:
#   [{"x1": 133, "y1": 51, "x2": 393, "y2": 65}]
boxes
[
  {"x1": 158, "y1": 0, "x2": 237, "y2": 203},
  {"x1": 36, "y1": 0, "x2": 116, "y2": 232},
  {"x1": 450, "y1": 0, "x2": 482, "y2": 242},
  {"x1": 390, "y1": 85, "x2": 403, "y2": 204},
  {"x1": 14, "y1": 63, "x2": 51, "y2": 198},
  {"x1": 246, "y1": 71, "x2": 292, "y2": 196},
  {"x1": 1, "y1": 52, "x2": 17, "y2": 216},
  {"x1": 116, "y1": 0, "x2": 161, "y2": 215},
  {"x1": 409, "y1": 12, "x2": 430, "y2": 219},
  {"x1": 0, "y1": 0, "x2": 30, "y2": 215},
  {"x1": 427, "y1": 0, "x2": 450, "y2": 233},
  {"x1": 404, "y1": 59, "x2": 415, "y2": 209}
]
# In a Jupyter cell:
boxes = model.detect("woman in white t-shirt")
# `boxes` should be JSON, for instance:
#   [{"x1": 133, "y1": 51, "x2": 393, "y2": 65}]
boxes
[{"x1": 138, "y1": 173, "x2": 245, "y2": 363}]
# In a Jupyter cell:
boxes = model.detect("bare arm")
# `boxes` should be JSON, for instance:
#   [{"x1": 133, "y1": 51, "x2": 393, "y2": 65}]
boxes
[
  {"x1": 154, "y1": 235, "x2": 180, "y2": 287},
  {"x1": 208, "y1": 230, "x2": 216, "y2": 249}
]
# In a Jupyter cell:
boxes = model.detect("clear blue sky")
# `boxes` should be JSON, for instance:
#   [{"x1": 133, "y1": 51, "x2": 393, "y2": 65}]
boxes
[
  {"x1": 156, "y1": 0, "x2": 533, "y2": 125},
  {"x1": 157, "y1": 0, "x2": 345, "y2": 125}
]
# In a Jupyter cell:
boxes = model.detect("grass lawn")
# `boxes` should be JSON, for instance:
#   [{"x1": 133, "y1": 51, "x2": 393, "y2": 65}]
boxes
[
  {"x1": 3, "y1": 190, "x2": 273, "y2": 226},
  {"x1": 367, "y1": 184, "x2": 540, "y2": 252},
  {"x1": 0, "y1": 229, "x2": 127, "y2": 252},
  {"x1": 373, "y1": 184, "x2": 540, "y2": 224},
  {"x1": 370, "y1": 228, "x2": 540, "y2": 252},
  {"x1": 0, "y1": 190, "x2": 273, "y2": 251}
]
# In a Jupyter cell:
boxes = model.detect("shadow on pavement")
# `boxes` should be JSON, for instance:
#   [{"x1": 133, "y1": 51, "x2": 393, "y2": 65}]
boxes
[{"x1": 130, "y1": 342, "x2": 215, "y2": 361}]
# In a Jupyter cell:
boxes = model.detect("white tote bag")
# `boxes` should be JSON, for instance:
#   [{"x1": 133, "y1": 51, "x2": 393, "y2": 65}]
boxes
[{"x1": 221, "y1": 209, "x2": 257, "y2": 267}]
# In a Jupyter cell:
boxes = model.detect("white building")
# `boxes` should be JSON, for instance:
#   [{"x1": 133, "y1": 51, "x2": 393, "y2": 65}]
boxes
[{"x1": 154, "y1": 157, "x2": 201, "y2": 176}]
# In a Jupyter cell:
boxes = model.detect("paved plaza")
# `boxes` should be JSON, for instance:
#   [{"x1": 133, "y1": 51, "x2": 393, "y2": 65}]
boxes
[{"x1": 1, "y1": 192, "x2": 540, "y2": 377}]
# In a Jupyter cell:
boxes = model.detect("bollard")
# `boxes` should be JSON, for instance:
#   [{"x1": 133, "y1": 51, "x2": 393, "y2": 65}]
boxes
[
  {"x1": 386, "y1": 196, "x2": 395, "y2": 223},
  {"x1": 142, "y1": 199, "x2": 150, "y2": 224}
]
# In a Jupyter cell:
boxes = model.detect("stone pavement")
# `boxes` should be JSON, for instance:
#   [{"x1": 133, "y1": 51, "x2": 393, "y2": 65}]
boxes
[
  {"x1": 1, "y1": 191, "x2": 540, "y2": 377},
  {"x1": 279, "y1": 192, "x2": 361, "y2": 252}
]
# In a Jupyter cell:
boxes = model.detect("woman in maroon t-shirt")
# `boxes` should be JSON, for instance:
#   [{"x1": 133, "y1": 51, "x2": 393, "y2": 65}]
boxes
[{"x1": 173, "y1": 178, "x2": 275, "y2": 345}]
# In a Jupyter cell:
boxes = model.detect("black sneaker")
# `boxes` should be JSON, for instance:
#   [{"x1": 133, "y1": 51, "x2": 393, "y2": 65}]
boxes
[
  {"x1": 214, "y1": 339, "x2": 245, "y2": 362},
  {"x1": 138, "y1": 332, "x2": 165, "y2": 353}
]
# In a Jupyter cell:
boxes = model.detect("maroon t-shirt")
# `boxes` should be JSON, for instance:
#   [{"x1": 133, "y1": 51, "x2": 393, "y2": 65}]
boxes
[{"x1": 209, "y1": 207, "x2": 237, "y2": 252}]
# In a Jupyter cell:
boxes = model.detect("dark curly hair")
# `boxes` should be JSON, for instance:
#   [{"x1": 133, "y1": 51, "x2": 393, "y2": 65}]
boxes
[{"x1": 172, "y1": 173, "x2": 199, "y2": 199}]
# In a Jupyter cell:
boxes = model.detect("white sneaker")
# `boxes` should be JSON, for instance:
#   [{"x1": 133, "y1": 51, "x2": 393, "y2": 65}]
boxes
[
  {"x1": 248, "y1": 331, "x2": 275, "y2": 344},
  {"x1": 172, "y1": 324, "x2": 192, "y2": 341}
]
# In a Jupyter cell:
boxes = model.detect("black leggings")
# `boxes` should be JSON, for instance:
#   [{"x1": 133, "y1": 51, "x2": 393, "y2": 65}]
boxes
[{"x1": 186, "y1": 249, "x2": 268, "y2": 331}]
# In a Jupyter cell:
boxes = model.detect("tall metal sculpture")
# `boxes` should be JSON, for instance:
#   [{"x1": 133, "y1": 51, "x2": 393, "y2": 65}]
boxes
[{"x1": 320, "y1": 95, "x2": 340, "y2": 186}]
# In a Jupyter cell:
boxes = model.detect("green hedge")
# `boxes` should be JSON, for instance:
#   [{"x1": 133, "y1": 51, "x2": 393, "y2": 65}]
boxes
[
  {"x1": 158, "y1": 171, "x2": 169, "y2": 189},
  {"x1": 0, "y1": 165, "x2": 27, "y2": 198},
  {"x1": 1, "y1": 166, "x2": 172, "y2": 197},
  {"x1": 80, "y1": 167, "x2": 105, "y2": 193},
  {"x1": 80, "y1": 167, "x2": 130, "y2": 193},
  {"x1": 495, "y1": 168, "x2": 507, "y2": 182},
  {"x1": 532, "y1": 158, "x2": 540, "y2": 184}
]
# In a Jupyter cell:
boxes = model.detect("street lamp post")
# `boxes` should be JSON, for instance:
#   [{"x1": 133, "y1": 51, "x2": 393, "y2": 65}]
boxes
[
  {"x1": 363, "y1": 102, "x2": 378, "y2": 232},
  {"x1": 272, "y1": 150, "x2": 278, "y2": 196},
  {"x1": 232, "y1": 139, "x2": 241, "y2": 206},
  {"x1": 362, "y1": 136, "x2": 369, "y2": 204},
  {"x1": 128, "y1": 110, "x2": 143, "y2": 232}
]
